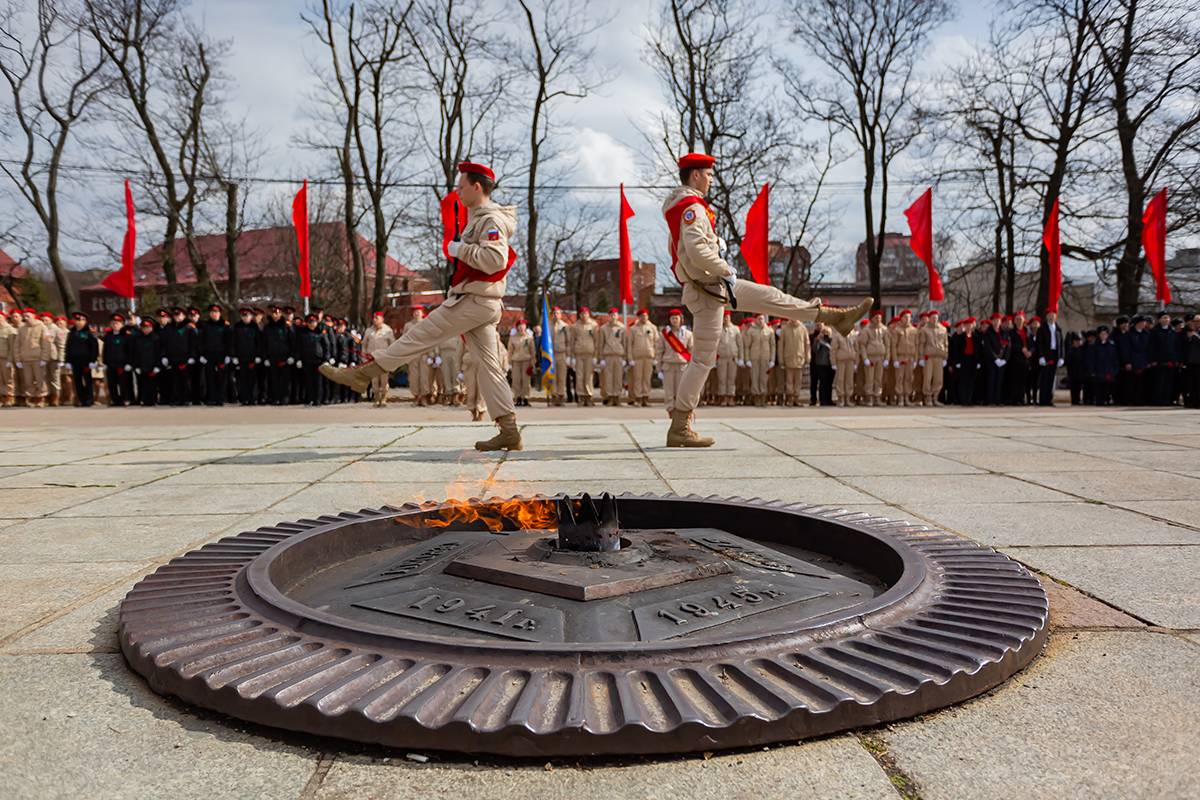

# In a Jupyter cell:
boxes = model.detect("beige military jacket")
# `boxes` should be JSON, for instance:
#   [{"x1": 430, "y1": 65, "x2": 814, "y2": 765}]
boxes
[
  {"x1": 508, "y1": 329, "x2": 535, "y2": 362},
  {"x1": 859, "y1": 322, "x2": 889, "y2": 361},
  {"x1": 0, "y1": 317, "x2": 15, "y2": 361},
  {"x1": 890, "y1": 322, "x2": 921, "y2": 361},
  {"x1": 450, "y1": 201, "x2": 519, "y2": 299},
  {"x1": 628, "y1": 319, "x2": 657, "y2": 359},
  {"x1": 362, "y1": 324, "x2": 395, "y2": 356},
  {"x1": 657, "y1": 324, "x2": 693, "y2": 365},
  {"x1": 921, "y1": 323, "x2": 949, "y2": 359},
  {"x1": 598, "y1": 320, "x2": 626, "y2": 359},
  {"x1": 661, "y1": 186, "x2": 734, "y2": 309},
  {"x1": 569, "y1": 318, "x2": 598, "y2": 356},
  {"x1": 831, "y1": 328, "x2": 857, "y2": 362},
  {"x1": 779, "y1": 321, "x2": 810, "y2": 368},
  {"x1": 50, "y1": 323, "x2": 67, "y2": 360},
  {"x1": 717, "y1": 320, "x2": 743, "y2": 362},
  {"x1": 15, "y1": 318, "x2": 52, "y2": 362},
  {"x1": 744, "y1": 321, "x2": 775, "y2": 362},
  {"x1": 550, "y1": 319, "x2": 571, "y2": 356}
]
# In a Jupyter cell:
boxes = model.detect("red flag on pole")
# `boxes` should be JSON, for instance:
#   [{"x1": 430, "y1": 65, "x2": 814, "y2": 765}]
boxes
[
  {"x1": 1043, "y1": 197, "x2": 1062, "y2": 313},
  {"x1": 1142, "y1": 188, "x2": 1170, "y2": 304},
  {"x1": 101, "y1": 180, "x2": 137, "y2": 299},
  {"x1": 292, "y1": 180, "x2": 310, "y2": 299},
  {"x1": 742, "y1": 183, "x2": 770, "y2": 284},
  {"x1": 618, "y1": 183, "x2": 635, "y2": 304},
  {"x1": 903, "y1": 187, "x2": 942, "y2": 301}
]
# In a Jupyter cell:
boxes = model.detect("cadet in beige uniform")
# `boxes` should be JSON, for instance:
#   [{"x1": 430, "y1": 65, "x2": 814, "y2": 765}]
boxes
[
  {"x1": 657, "y1": 309, "x2": 692, "y2": 411},
  {"x1": 322, "y1": 161, "x2": 521, "y2": 451},
  {"x1": 890, "y1": 309, "x2": 920, "y2": 406},
  {"x1": 831, "y1": 325, "x2": 858, "y2": 406},
  {"x1": 15, "y1": 309, "x2": 53, "y2": 407},
  {"x1": 52, "y1": 316, "x2": 71, "y2": 406},
  {"x1": 662, "y1": 152, "x2": 870, "y2": 445},
  {"x1": 438, "y1": 334, "x2": 463, "y2": 405},
  {"x1": 0, "y1": 310, "x2": 16, "y2": 406},
  {"x1": 715, "y1": 310, "x2": 742, "y2": 406},
  {"x1": 548, "y1": 306, "x2": 571, "y2": 405},
  {"x1": 401, "y1": 307, "x2": 432, "y2": 405},
  {"x1": 598, "y1": 308, "x2": 626, "y2": 406},
  {"x1": 627, "y1": 308, "x2": 657, "y2": 407},
  {"x1": 507, "y1": 318, "x2": 535, "y2": 406},
  {"x1": 744, "y1": 314, "x2": 775, "y2": 406},
  {"x1": 361, "y1": 311, "x2": 395, "y2": 407},
  {"x1": 860, "y1": 311, "x2": 888, "y2": 406},
  {"x1": 921, "y1": 309, "x2": 949, "y2": 406},
  {"x1": 570, "y1": 307, "x2": 599, "y2": 406},
  {"x1": 779, "y1": 318, "x2": 810, "y2": 406}
]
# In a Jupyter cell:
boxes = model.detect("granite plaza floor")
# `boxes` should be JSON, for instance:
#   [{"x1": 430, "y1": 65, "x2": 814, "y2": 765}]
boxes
[{"x1": 0, "y1": 404, "x2": 1197, "y2": 799}]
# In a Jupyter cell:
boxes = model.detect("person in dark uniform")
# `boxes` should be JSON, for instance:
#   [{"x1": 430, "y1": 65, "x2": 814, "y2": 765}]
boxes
[
  {"x1": 808, "y1": 323, "x2": 834, "y2": 406},
  {"x1": 263, "y1": 306, "x2": 295, "y2": 405},
  {"x1": 1004, "y1": 311, "x2": 1030, "y2": 405},
  {"x1": 1024, "y1": 316, "x2": 1042, "y2": 404},
  {"x1": 185, "y1": 307, "x2": 205, "y2": 404},
  {"x1": 197, "y1": 304, "x2": 232, "y2": 406},
  {"x1": 253, "y1": 308, "x2": 269, "y2": 404},
  {"x1": 295, "y1": 313, "x2": 328, "y2": 406},
  {"x1": 160, "y1": 307, "x2": 197, "y2": 405},
  {"x1": 1126, "y1": 315, "x2": 1152, "y2": 404},
  {"x1": 949, "y1": 317, "x2": 978, "y2": 405},
  {"x1": 64, "y1": 312, "x2": 98, "y2": 406},
  {"x1": 1064, "y1": 332, "x2": 1086, "y2": 405},
  {"x1": 1112, "y1": 315, "x2": 1132, "y2": 404},
  {"x1": 102, "y1": 313, "x2": 135, "y2": 406},
  {"x1": 332, "y1": 318, "x2": 353, "y2": 403},
  {"x1": 1033, "y1": 309, "x2": 1064, "y2": 405},
  {"x1": 319, "y1": 314, "x2": 337, "y2": 404},
  {"x1": 153, "y1": 308, "x2": 173, "y2": 403},
  {"x1": 1183, "y1": 312, "x2": 1200, "y2": 409},
  {"x1": 232, "y1": 307, "x2": 262, "y2": 405},
  {"x1": 132, "y1": 318, "x2": 163, "y2": 406},
  {"x1": 980, "y1": 313, "x2": 1009, "y2": 406},
  {"x1": 1149, "y1": 310, "x2": 1181, "y2": 405},
  {"x1": 1088, "y1": 325, "x2": 1119, "y2": 405}
]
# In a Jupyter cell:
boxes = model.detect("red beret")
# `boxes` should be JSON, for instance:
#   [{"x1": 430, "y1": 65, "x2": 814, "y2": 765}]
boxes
[
  {"x1": 991, "y1": 312, "x2": 1003, "y2": 320},
  {"x1": 927, "y1": 308, "x2": 940, "y2": 315},
  {"x1": 1030, "y1": 315, "x2": 1042, "y2": 323},
  {"x1": 1014, "y1": 309, "x2": 1026, "y2": 316},
  {"x1": 860, "y1": 319, "x2": 870, "y2": 326},
  {"x1": 871, "y1": 310, "x2": 883, "y2": 317},
  {"x1": 723, "y1": 310, "x2": 732, "y2": 316},
  {"x1": 55, "y1": 315, "x2": 67, "y2": 321},
  {"x1": 40, "y1": 311, "x2": 54, "y2": 319},
  {"x1": 110, "y1": 313, "x2": 125, "y2": 322},
  {"x1": 553, "y1": 306, "x2": 562, "y2": 311},
  {"x1": 457, "y1": 161, "x2": 495, "y2": 181},
  {"x1": 608, "y1": 307, "x2": 619, "y2": 314},
  {"x1": 208, "y1": 304, "x2": 221, "y2": 312},
  {"x1": 372, "y1": 311, "x2": 384, "y2": 317},
  {"x1": 964, "y1": 316, "x2": 977, "y2": 324},
  {"x1": 580, "y1": 306, "x2": 590, "y2": 313},
  {"x1": 668, "y1": 308, "x2": 683, "y2": 316},
  {"x1": 140, "y1": 318, "x2": 153, "y2": 327},
  {"x1": 637, "y1": 308, "x2": 648, "y2": 315},
  {"x1": 677, "y1": 152, "x2": 716, "y2": 170},
  {"x1": 517, "y1": 318, "x2": 527, "y2": 325},
  {"x1": 413, "y1": 305, "x2": 426, "y2": 312},
  {"x1": 900, "y1": 308, "x2": 912, "y2": 316}
]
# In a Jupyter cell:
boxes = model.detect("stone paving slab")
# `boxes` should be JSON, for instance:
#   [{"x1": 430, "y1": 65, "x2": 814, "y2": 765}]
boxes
[
  {"x1": 3, "y1": 462, "x2": 193, "y2": 488},
  {"x1": 1109, "y1": 500, "x2": 1200, "y2": 528},
  {"x1": 799, "y1": 452, "x2": 982, "y2": 476},
  {"x1": 1014, "y1": 470, "x2": 1200, "y2": 502},
  {"x1": 882, "y1": 631, "x2": 1200, "y2": 800},
  {"x1": 0, "y1": 562, "x2": 143, "y2": 640},
  {"x1": 840, "y1": 474, "x2": 1073, "y2": 504},
  {"x1": 0, "y1": 486, "x2": 119, "y2": 517},
  {"x1": 0, "y1": 514, "x2": 251, "y2": 563},
  {"x1": 53, "y1": 481, "x2": 310, "y2": 517}
]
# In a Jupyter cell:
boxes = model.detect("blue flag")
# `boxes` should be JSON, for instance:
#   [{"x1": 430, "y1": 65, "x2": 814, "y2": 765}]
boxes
[{"x1": 538, "y1": 292, "x2": 555, "y2": 391}]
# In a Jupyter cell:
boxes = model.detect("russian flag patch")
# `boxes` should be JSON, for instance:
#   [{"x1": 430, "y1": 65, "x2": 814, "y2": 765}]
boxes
[{"x1": 486, "y1": 228, "x2": 501, "y2": 241}]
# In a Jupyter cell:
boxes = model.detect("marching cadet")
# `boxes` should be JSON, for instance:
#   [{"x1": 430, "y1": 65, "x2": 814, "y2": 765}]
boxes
[
  {"x1": 920, "y1": 309, "x2": 949, "y2": 406},
  {"x1": 570, "y1": 306, "x2": 599, "y2": 406},
  {"x1": 263, "y1": 306, "x2": 295, "y2": 405},
  {"x1": 102, "y1": 313, "x2": 135, "y2": 407},
  {"x1": 0, "y1": 310, "x2": 15, "y2": 406},
  {"x1": 65, "y1": 312, "x2": 98, "y2": 406},
  {"x1": 598, "y1": 308, "x2": 626, "y2": 406},
  {"x1": 657, "y1": 308, "x2": 692, "y2": 411},
  {"x1": 890, "y1": 309, "x2": 920, "y2": 406},
  {"x1": 507, "y1": 318, "x2": 535, "y2": 407},
  {"x1": 627, "y1": 308, "x2": 657, "y2": 407},
  {"x1": 831, "y1": 322, "x2": 858, "y2": 407},
  {"x1": 403, "y1": 306, "x2": 433, "y2": 406},
  {"x1": 438, "y1": 334, "x2": 464, "y2": 406},
  {"x1": 548, "y1": 306, "x2": 571, "y2": 406},
  {"x1": 715, "y1": 310, "x2": 742, "y2": 406},
  {"x1": 779, "y1": 317, "x2": 810, "y2": 407},
  {"x1": 323, "y1": 161, "x2": 524, "y2": 450},
  {"x1": 198, "y1": 304, "x2": 232, "y2": 406},
  {"x1": 15, "y1": 308, "x2": 52, "y2": 407},
  {"x1": 912, "y1": 312, "x2": 927, "y2": 401},
  {"x1": 232, "y1": 307, "x2": 263, "y2": 406},
  {"x1": 361, "y1": 311, "x2": 395, "y2": 407},
  {"x1": 131, "y1": 318, "x2": 163, "y2": 406},
  {"x1": 859, "y1": 310, "x2": 887, "y2": 406},
  {"x1": 295, "y1": 314, "x2": 327, "y2": 406},
  {"x1": 743, "y1": 313, "x2": 774, "y2": 407},
  {"x1": 662, "y1": 152, "x2": 869, "y2": 444}
]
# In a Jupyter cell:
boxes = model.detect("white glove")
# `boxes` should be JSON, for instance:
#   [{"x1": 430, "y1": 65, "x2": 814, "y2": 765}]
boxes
[
  {"x1": 88, "y1": 362, "x2": 96, "y2": 371},
  {"x1": 999, "y1": 358, "x2": 1007, "y2": 367},
  {"x1": 994, "y1": 358, "x2": 1003, "y2": 367},
  {"x1": 124, "y1": 364, "x2": 132, "y2": 371},
  {"x1": 884, "y1": 359, "x2": 890, "y2": 367},
  {"x1": 1038, "y1": 357, "x2": 1046, "y2": 366},
  {"x1": 151, "y1": 368, "x2": 158, "y2": 376},
  {"x1": 15, "y1": 361, "x2": 22, "y2": 368},
  {"x1": 39, "y1": 360, "x2": 46, "y2": 366},
  {"x1": 327, "y1": 358, "x2": 335, "y2": 365},
  {"x1": 717, "y1": 237, "x2": 728, "y2": 256},
  {"x1": 657, "y1": 370, "x2": 664, "y2": 380},
  {"x1": 736, "y1": 359, "x2": 745, "y2": 367},
  {"x1": 338, "y1": 363, "x2": 346, "y2": 368},
  {"x1": 161, "y1": 357, "x2": 169, "y2": 366},
  {"x1": 64, "y1": 363, "x2": 72, "y2": 372},
  {"x1": 447, "y1": 239, "x2": 462, "y2": 258},
  {"x1": 254, "y1": 357, "x2": 261, "y2": 364},
  {"x1": 599, "y1": 359, "x2": 606, "y2": 368},
  {"x1": 918, "y1": 359, "x2": 926, "y2": 367},
  {"x1": 831, "y1": 364, "x2": 838, "y2": 371},
  {"x1": 977, "y1": 363, "x2": 982, "y2": 369},
  {"x1": 435, "y1": 356, "x2": 443, "y2": 366},
  {"x1": 456, "y1": 371, "x2": 464, "y2": 382},
  {"x1": 187, "y1": 358, "x2": 195, "y2": 365},
  {"x1": 625, "y1": 360, "x2": 632, "y2": 367},
  {"x1": 135, "y1": 368, "x2": 141, "y2": 375},
  {"x1": 425, "y1": 356, "x2": 434, "y2": 365},
  {"x1": 224, "y1": 356, "x2": 231, "y2": 365},
  {"x1": 955, "y1": 363, "x2": 961, "y2": 369},
  {"x1": 287, "y1": 357, "x2": 294, "y2": 365},
  {"x1": 199, "y1": 356, "x2": 207, "y2": 364},
  {"x1": 769, "y1": 361, "x2": 776, "y2": 368},
  {"x1": 864, "y1": 359, "x2": 872, "y2": 367},
  {"x1": 233, "y1": 358, "x2": 239, "y2": 366},
  {"x1": 568, "y1": 357, "x2": 575, "y2": 367},
  {"x1": 297, "y1": 360, "x2": 303, "y2": 368}
]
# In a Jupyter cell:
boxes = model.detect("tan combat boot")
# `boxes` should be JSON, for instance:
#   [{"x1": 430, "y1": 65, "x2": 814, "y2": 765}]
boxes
[
  {"x1": 320, "y1": 359, "x2": 387, "y2": 395},
  {"x1": 475, "y1": 413, "x2": 522, "y2": 451},
  {"x1": 815, "y1": 298, "x2": 874, "y2": 337},
  {"x1": 667, "y1": 409, "x2": 714, "y2": 447}
]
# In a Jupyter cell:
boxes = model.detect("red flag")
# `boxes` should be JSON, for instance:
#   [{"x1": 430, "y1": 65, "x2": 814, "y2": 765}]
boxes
[
  {"x1": 1142, "y1": 188, "x2": 1170, "y2": 304},
  {"x1": 903, "y1": 187, "x2": 942, "y2": 301},
  {"x1": 742, "y1": 183, "x2": 770, "y2": 284},
  {"x1": 440, "y1": 190, "x2": 468, "y2": 259},
  {"x1": 618, "y1": 184, "x2": 635, "y2": 304},
  {"x1": 292, "y1": 180, "x2": 310, "y2": 299},
  {"x1": 101, "y1": 180, "x2": 137, "y2": 299},
  {"x1": 1043, "y1": 197, "x2": 1062, "y2": 313}
]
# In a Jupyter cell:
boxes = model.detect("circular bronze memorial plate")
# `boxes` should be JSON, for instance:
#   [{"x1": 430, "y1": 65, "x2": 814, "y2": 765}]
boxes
[{"x1": 118, "y1": 494, "x2": 1048, "y2": 757}]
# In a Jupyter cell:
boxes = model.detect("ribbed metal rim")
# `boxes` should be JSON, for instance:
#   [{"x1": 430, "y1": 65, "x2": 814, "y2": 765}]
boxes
[{"x1": 118, "y1": 494, "x2": 1049, "y2": 757}]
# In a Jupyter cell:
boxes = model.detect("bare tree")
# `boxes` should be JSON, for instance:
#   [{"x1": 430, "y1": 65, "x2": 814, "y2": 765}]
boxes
[
  {"x1": 0, "y1": 0, "x2": 110, "y2": 313},
  {"x1": 784, "y1": 0, "x2": 951, "y2": 308}
]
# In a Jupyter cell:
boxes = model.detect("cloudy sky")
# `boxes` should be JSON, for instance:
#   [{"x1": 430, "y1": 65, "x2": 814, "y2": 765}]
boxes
[{"x1": 4, "y1": 0, "x2": 1127, "y2": 288}]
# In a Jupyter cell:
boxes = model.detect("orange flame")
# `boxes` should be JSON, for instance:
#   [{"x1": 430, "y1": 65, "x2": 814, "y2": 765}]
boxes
[{"x1": 396, "y1": 496, "x2": 557, "y2": 533}]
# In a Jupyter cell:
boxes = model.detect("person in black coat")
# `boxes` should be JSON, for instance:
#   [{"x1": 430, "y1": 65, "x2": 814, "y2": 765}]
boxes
[
  {"x1": 809, "y1": 325, "x2": 834, "y2": 406},
  {"x1": 131, "y1": 319, "x2": 163, "y2": 406},
  {"x1": 1034, "y1": 310, "x2": 1065, "y2": 405},
  {"x1": 1124, "y1": 316, "x2": 1152, "y2": 404},
  {"x1": 980, "y1": 314, "x2": 1009, "y2": 406},
  {"x1": 1148, "y1": 310, "x2": 1182, "y2": 405},
  {"x1": 1183, "y1": 312, "x2": 1200, "y2": 409},
  {"x1": 1005, "y1": 313, "x2": 1031, "y2": 405},
  {"x1": 262, "y1": 307, "x2": 295, "y2": 405},
  {"x1": 232, "y1": 307, "x2": 263, "y2": 406},
  {"x1": 197, "y1": 304, "x2": 233, "y2": 406},
  {"x1": 1112, "y1": 316, "x2": 1132, "y2": 404},
  {"x1": 295, "y1": 314, "x2": 328, "y2": 406},
  {"x1": 1087, "y1": 325, "x2": 1120, "y2": 405},
  {"x1": 64, "y1": 312, "x2": 98, "y2": 406},
  {"x1": 160, "y1": 307, "x2": 198, "y2": 405},
  {"x1": 102, "y1": 313, "x2": 135, "y2": 406},
  {"x1": 1064, "y1": 332, "x2": 1087, "y2": 405}
]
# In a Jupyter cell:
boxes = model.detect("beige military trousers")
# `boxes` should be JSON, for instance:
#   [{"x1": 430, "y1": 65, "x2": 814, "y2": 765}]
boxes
[
  {"x1": 864, "y1": 361, "x2": 884, "y2": 398},
  {"x1": 575, "y1": 355, "x2": 595, "y2": 398},
  {"x1": 370, "y1": 372, "x2": 389, "y2": 404},
  {"x1": 464, "y1": 364, "x2": 486, "y2": 415},
  {"x1": 835, "y1": 360, "x2": 857, "y2": 402},
  {"x1": 631, "y1": 358, "x2": 652, "y2": 399},
  {"x1": 750, "y1": 359, "x2": 770, "y2": 395},
  {"x1": 923, "y1": 357, "x2": 945, "y2": 397},
  {"x1": 372, "y1": 295, "x2": 514, "y2": 421},
  {"x1": 677, "y1": 281, "x2": 818, "y2": 413},
  {"x1": 662, "y1": 363, "x2": 684, "y2": 411},
  {"x1": 716, "y1": 358, "x2": 737, "y2": 395},
  {"x1": 21, "y1": 361, "x2": 46, "y2": 400},
  {"x1": 785, "y1": 367, "x2": 803, "y2": 397},
  {"x1": 601, "y1": 359, "x2": 623, "y2": 398},
  {"x1": 896, "y1": 360, "x2": 916, "y2": 400},
  {"x1": 511, "y1": 360, "x2": 531, "y2": 399},
  {"x1": 554, "y1": 356, "x2": 570, "y2": 398},
  {"x1": 0, "y1": 359, "x2": 14, "y2": 400}
]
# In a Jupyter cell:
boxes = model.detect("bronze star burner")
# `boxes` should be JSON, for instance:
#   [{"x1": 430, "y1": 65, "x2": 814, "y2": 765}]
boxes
[{"x1": 118, "y1": 493, "x2": 1048, "y2": 757}]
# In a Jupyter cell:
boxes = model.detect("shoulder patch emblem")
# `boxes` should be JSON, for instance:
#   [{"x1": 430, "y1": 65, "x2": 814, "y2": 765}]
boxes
[
  {"x1": 683, "y1": 209, "x2": 696, "y2": 224},
  {"x1": 486, "y1": 228, "x2": 501, "y2": 241}
]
